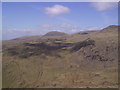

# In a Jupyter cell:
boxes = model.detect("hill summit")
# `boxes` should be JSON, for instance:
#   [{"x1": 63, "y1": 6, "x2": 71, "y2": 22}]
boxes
[{"x1": 43, "y1": 31, "x2": 67, "y2": 36}]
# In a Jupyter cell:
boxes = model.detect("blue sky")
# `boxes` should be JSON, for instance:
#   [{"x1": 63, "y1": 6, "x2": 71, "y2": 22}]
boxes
[{"x1": 2, "y1": 2, "x2": 118, "y2": 40}]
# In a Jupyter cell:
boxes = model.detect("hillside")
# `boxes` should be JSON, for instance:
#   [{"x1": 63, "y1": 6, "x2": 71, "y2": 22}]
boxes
[{"x1": 2, "y1": 25, "x2": 119, "y2": 88}]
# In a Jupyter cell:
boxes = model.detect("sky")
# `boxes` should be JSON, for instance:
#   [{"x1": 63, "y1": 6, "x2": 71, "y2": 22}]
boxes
[{"x1": 2, "y1": 2, "x2": 118, "y2": 40}]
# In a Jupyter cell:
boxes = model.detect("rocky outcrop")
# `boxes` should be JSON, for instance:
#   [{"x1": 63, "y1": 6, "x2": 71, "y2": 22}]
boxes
[{"x1": 71, "y1": 39, "x2": 95, "y2": 52}]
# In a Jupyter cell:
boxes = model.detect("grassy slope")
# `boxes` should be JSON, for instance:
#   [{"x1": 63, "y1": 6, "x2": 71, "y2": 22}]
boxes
[{"x1": 2, "y1": 25, "x2": 118, "y2": 88}]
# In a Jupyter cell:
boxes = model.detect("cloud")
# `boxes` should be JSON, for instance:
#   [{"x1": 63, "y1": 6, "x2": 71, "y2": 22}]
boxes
[
  {"x1": 5, "y1": 29, "x2": 37, "y2": 34},
  {"x1": 2, "y1": 29, "x2": 41, "y2": 40},
  {"x1": 59, "y1": 24, "x2": 75, "y2": 29},
  {"x1": 70, "y1": 29, "x2": 78, "y2": 33},
  {"x1": 40, "y1": 23, "x2": 100, "y2": 34},
  {"x1": 91, "y1": 2, "x2": 117, "y2": 11},
  {"x1": 45, "y1": 5, "x2": 70, "y2": 17},
  {"x1": 40, "y1": 24, "x2": 75, "y2": 29},
  {"x1": 40, "y1": 24, "x2": 54, "y2": 28},
  {"x1": 83, "y1": 27, "x2": 99, "y2": 30}
]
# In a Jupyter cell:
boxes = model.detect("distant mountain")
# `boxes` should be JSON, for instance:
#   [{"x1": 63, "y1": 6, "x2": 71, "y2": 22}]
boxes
[
  {"x1": 43, "y1": 31, "x2": 67, "y2": 36},
  {"x1": 12, "y1": 35, "x2": 42, "y2": 41},
  {"x1": 74, "y1": 25, "x2": 119, "y2": 35}
]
